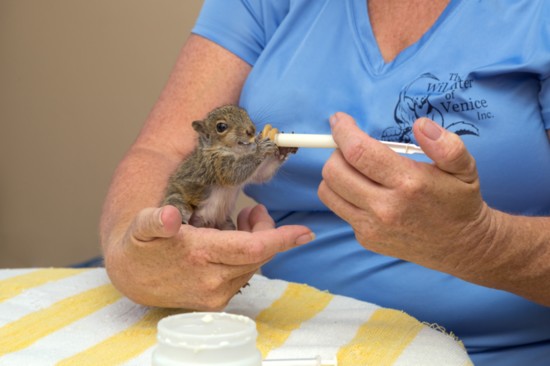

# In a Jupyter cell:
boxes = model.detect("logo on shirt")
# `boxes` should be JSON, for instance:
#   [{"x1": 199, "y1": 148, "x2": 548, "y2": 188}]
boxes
[{"x1": 381, "y1": 73, "x2": 491, "y2": 143}]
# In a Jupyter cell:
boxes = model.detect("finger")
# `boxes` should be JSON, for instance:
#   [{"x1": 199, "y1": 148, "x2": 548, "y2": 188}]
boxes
[
  {"x1": 228, "y1": 271, "x2": 256, "y2": 294},
  {"x1": 322, "y1": 149, "x2": 383, "y2": 210},
  {"x1": 413, "y1": 118, "x2": 478, "y2": 183},
  {"x1": 237, "y1": 206, "x2": 254, "y2": 231},
  {"x1": 237, "y1": 204, "x2": 274, "y2": 232},
  {"x1": 318, "y1": 179, "x2": 364, "y2": 224},
  {"x1": 329, "y1": 112, "x2": 407, "y2": 187},
  {"x1": 215, "y1": 253, "x2": 272, "y2": 282},
  {"x1": 204, "y1": 225, "x2": 314, "y2": 265},
  {"x1": 131, "y1": 205, "x2": 182, "y2": 242},
  {"x1": 248, "y1": 204, "x2": 276, "y2": 232},
  {"x1": 198, "y1": 270, "x2": 258, "y2": 311},
  {"x1": 231, "y1": 271, "x2": 256, "y2": 289},
  {"x1": 213, "y1": 271, "x2": 257, "y2": 310}
]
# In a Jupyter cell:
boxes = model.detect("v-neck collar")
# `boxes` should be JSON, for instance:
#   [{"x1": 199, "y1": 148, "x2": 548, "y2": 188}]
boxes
[{"x1": 348, "y1": 0, "x2": 464, "y2": 76}]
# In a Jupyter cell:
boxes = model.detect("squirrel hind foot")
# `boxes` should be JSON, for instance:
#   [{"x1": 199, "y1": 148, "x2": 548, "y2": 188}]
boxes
[{"x1": 236, "y1": 282, "x2": 251, "y2": 295}]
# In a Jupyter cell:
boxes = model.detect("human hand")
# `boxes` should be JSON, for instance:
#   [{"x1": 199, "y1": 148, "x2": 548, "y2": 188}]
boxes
[
  {"x1": 318, "y1": 112, "x2": 492, "y2": 274},
  {"x1": 105, "y1": 204, "x2": 313, "y2": 309}
]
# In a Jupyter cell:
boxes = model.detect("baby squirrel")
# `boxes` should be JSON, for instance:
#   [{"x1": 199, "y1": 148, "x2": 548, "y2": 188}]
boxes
[{"x1": 162, "y1": 105, "x2": 296, "y2": 230}]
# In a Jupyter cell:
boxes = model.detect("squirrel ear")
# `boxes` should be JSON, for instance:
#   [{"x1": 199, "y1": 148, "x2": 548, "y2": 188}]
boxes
[
  {"x1": 192, "y1": 120, "x2": 210, "y2": 144},
  {"x1": 192, "y1": 120, "x2": 205, "y2": 134}
]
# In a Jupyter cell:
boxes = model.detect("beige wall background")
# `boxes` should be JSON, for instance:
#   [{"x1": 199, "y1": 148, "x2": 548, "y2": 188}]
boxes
[{"x1": 0, "y1": 0, "x2": 227, "y2": 267}]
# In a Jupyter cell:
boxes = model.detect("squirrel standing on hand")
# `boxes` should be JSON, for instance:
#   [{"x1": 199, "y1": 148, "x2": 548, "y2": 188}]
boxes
[{"x1": 162, "y1": 105, "x2": 296, "y2": 230}]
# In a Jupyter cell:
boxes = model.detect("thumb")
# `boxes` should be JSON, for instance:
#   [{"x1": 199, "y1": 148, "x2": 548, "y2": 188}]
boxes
[
  {"x1": 131, "y1": 205, "x2": 182, "y2": 242},
  {"x1": 413, "y1": 118, "x2": 478, "y2": 183}
]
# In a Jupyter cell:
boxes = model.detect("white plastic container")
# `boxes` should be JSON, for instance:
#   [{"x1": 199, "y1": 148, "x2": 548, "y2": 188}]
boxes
[{"x1": 152, "y1": 312, "x2": 262, "y2": 366}]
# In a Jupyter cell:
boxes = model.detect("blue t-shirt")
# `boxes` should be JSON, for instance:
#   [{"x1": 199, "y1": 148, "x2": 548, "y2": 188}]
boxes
[{"x1": 193, "y1": 1, "x2": 550, "y2": 364}]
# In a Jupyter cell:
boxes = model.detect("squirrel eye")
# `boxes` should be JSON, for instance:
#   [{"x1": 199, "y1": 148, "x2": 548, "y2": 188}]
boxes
[{"x1": 216, "y1": 122, "x2": 228, "y2": 133}]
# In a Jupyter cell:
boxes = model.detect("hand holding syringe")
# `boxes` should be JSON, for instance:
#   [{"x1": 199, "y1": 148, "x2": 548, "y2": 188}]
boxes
[{"x1": 262, "y1": 124, "x2": 424, "y2": 154}]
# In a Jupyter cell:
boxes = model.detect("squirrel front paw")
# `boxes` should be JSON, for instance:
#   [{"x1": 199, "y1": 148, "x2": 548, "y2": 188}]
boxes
[
  {"x1": 258, "y1": 137, "x2": 279, "y2": 157},
  {"x1": 257, "y1": 124, "x2": 279, "y2": 157},
  {"x1": 260, "y1": 124, "x2": 298, "y2": 160}
]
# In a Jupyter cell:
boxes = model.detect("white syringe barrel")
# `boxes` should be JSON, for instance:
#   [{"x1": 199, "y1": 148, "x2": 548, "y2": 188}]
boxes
[
  {"x1": 274, "y1": 134, "x2": 337, "y2": 148},
  {"x1": 273, "y1": 133, "x2": 424, "y2": 154}
]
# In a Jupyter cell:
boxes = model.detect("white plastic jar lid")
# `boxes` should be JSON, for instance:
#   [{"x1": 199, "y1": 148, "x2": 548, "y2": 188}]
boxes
[{"x1": 152, "y1": 312, "x2": 262, "y2": 366}]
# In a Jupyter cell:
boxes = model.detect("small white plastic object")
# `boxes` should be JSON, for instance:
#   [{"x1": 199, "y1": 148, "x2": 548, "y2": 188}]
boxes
[
  {"x1": 273, "y1": 133, "x2": 424, "y2": 154},
  {"x1": 152, "y1": 312, "x2": 262, "y2": 366}
]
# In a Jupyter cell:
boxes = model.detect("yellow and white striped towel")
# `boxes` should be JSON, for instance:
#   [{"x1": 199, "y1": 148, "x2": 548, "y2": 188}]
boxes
[{"x1": 0, "y1": 268, "x2": 473, "y2": 365}]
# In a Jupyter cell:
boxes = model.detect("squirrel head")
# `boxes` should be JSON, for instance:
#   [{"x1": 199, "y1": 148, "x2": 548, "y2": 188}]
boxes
[{"x1": 192, "y1": 105, "x2": 256, "y2": 151}]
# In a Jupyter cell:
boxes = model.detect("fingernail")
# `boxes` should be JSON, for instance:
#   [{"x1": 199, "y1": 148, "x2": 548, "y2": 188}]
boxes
[
  {"x1": 296, "y1": 232, "x2": 316, "y2": 245},
  {"x1": 157, "y1": 207, "x2": 165, "y2": 227},
  {"x1": 419, "y1": 118, "x2": 443, "y2": 141}
]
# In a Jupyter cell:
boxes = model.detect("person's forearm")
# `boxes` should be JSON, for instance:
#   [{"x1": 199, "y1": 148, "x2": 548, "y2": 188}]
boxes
[
  {"x1": 100, "y1": 34, "x2": 251, "y2": 254},
  {"x1": 455, "y1": 209, "x2": 550, "y2": 306},
  {"x1": 99, "y1": 147, "x2": 180, "y2": 250}
]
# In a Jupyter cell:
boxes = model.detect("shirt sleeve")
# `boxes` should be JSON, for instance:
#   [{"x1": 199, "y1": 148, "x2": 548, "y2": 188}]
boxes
[{"x1": 192, "y1": 0, "x2": 290, "y2": 66}]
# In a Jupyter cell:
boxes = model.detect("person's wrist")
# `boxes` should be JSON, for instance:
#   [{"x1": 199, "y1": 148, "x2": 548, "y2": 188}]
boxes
[{"x1": 449, "y1": 203, "x2": 501, "y2": 281}]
